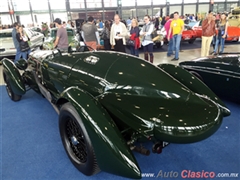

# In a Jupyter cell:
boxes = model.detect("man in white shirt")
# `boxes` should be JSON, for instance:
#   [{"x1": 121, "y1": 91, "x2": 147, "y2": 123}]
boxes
[
  {"x1": 140, "y1": 15, "x2": 154, "y2": 63},
  {"x1": 110, "y1": 14, "x2": 128, "y2": 53}
]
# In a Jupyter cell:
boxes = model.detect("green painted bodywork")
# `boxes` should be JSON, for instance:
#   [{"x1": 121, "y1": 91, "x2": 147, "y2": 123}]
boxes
[
  {"x1": 2, "y1": 50, "x2": 231, "y2": 178},
  {"x1": 179, "y1": 55, "x2": 240, "y2": 102},
  {"x1": 2, "y1": 59, "x2": 26, "y2": 95},
  {"x1": 58, "y1": 87, "x2": 141, "y2": 178}
]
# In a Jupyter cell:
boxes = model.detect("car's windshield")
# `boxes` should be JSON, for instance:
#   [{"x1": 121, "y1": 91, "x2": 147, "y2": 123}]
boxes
[
  {"x1": 51, "y1": 29, "x2": 74, "y2": 38},
  {"x1": 0, "y1": 32, "x2": 12, "y2": 38}
]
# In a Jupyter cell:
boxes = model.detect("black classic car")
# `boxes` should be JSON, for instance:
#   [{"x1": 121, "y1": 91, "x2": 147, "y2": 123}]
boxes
[
  {"x1": 2, "y1": 49, "x2": 230, "y2": 179},
  {"x1": 179, "y1": 54, "x2": 240, "y2": 102}
]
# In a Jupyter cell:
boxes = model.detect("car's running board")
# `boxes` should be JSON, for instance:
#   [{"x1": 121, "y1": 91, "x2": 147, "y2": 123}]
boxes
[{"x1": 32, "y1": 71, "x2": 59, "y2": 114}]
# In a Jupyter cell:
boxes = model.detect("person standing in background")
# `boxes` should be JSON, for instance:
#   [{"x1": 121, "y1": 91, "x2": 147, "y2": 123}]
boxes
[
  {"x1": 98, "y1": 20, "x2": 104, "y2": 28},
  {"x1": 53, "y1": 18, "x2": 69, "y2": 52},
  {"x1": 168, "y1": 11, "x2": 184, "y2": 61},
  {"x1": 66, "y1": 20, "x2": 72, "y2": 28},
  {"x1": 110, "y1": 14, "x2": 128, "y2": 53},
  {"x1": 212, "y1": 13, "x2": 229, "y2": 55},
  {"x1": 140, "y1": 15, "x2": 154, "y2": 63},
  {"x1": 201, "y1": 11, "x2": 215, "y2": 57},
  {"x1": 101, "y1": 21, "x2": 111, "y2": 50},
  {"x1": 165, "y1": 13, "x2": 174, "y2": 57},
  {"x1": 16, "y1": 25, "x2": 31, "y2": 59},
  {"x1": 12, "y1": 22, "x2": 21, "y2": 62},
  {"x1": 81, "y1": 16, "x2": 99, "y2": 50},
  {"x1": 129, "y1": 19, "x2": 140, "y2": 57}
]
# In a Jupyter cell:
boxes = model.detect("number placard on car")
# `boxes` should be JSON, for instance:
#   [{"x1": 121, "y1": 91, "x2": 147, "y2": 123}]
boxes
[{"x1": 84, "y1": 56, "x2": 99, "y2": 65}]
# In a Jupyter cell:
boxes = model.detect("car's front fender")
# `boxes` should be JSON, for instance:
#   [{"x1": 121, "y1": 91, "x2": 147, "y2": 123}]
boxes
[
  {"x1": 2, "y1": 58, "x2": 26, "y2": 96},
  {"x1": 57, "y1": 87, "x2": 141, "y2": 179}
]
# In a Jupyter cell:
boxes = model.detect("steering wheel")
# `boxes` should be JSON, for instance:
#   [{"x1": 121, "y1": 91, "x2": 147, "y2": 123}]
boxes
[
  {"x1": 52, "y1": 49, "x2": 62, "y2": 57},
  {"x1": 77, "y1": 46, "x2": 96, "y2": 52}
]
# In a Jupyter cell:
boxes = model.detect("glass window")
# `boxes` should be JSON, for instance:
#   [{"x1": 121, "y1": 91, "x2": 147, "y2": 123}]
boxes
[
  {"x1": 214, "y1": 0, "x2": 225, "y2": 2},
  {"x1": 183, "y1": 5, "x2": 196, "y2": 14},
  {"x1": 31, "y1": 0, "x2": 49, "y2": 11},
  {"x1": 34, "y1": 13, "x2": 51, "y2": 26},
  {"x1": 226, "y1": 0, "x2": 239, "y2": 1},
  {"x1": 50, "y1": 0, "x2": 66, "y2": 10},
  {"x1": 86, "y1": 0, "x2": 102, "y2": 8},
  {"x1": 53, "y1": 12, "x2": 68, "y2": 23},
  {"x1": 198, "y1": 0, "x2": 209, "y2": 2},
  {"x1": 226, "y1": 3, "x2": 238, "y2": 12},
  {"x1": 69, "y1": 0, "x2": 85, "y2": 9},
  {"x1": 137, "y1": 0, "x2": 151, "y2": 6},
  {"x1": 153, "y1": 0, "x2": 166, "y2": 5},
  {"x1": 104, "y1": 0, "x2": 117, "y2": 7},
  {"x1": 12, "y1": 0, "x2": 30, "y2": 11},
  {"x1": 18, "y1": 14, "x2": 33, "y2": 27},
  {"x1": 0, "y1": 0, "x2": 9, "y2": 12},
  {"x1": 122, "y1": 0, "x2": 135, "y2": 7},
  {"x1": 0, "y1": 15, "x2": 12, "y2": 26},
  {"x1": 137, "y1": 9, "x2": 148, "y2": 20},
  {"x1": 198, "y1": 4, "x2": 209, "y2": 13},
  {"x1": 122, "y1": 9, "x2": 136, "y2": 20},
  {"x1": 169, "y1": 5, "x2": 182, "y2": 15},
  {"x1": 169, "y1": 0, "x2": 183, "y2": 4},
  {"x1": 213, "y1": 3, "x2": 225, "y2": 12},
  {"x1": 0, "y1": 31, "x2": 12, "y2": 38},
  {"x1": 183, "y1": 0, "x2": 197, "y2": 3}
]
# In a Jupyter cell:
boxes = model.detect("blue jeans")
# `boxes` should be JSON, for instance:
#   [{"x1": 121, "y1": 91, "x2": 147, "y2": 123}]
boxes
[
  {"x1": 130, "y1": 46, "x2": 139, "y2": 57},
  {"x1": 21, "y1": 49, "x2": 31, "y2": 60},
  {"x1": 214, "y1": 36, "x2": 225, "y2": 53},
  {"x1": 14, "y1": 47, "x2": 22, "y2": 63},
  {"x1": 167, "y1": 38, "x2": 174, "y2": 56},
  {"x1": 172, "y1": 34, "x2": 182, "y2": 59}
]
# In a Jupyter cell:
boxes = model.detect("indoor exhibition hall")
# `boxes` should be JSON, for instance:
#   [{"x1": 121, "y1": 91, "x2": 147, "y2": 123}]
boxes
[{"x1": 0, "y1": 0, "x2": 240, "y2": 179}]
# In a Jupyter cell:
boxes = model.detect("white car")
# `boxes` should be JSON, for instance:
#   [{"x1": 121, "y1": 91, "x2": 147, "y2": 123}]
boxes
[{"x1": 0, "y1": 28, "x2": 44, "y2": 59}]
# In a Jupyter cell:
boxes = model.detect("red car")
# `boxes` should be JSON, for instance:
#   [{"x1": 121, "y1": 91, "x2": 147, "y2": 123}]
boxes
[
  {"x1": 182, "y1": 25, "x2": 197, "y2": 44},
  {"x1": 192, "y1": 20, "x2": 240, "y2": 42}
]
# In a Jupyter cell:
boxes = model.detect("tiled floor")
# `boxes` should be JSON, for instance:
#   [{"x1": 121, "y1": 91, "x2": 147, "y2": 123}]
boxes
[{"x1": 0, "y1": 43, "x2": 239, "y2": 86}]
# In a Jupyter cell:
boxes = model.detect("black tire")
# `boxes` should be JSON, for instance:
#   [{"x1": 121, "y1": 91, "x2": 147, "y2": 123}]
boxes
[
  {"x1": 59, "y1": 102, "x2": 100, "y2": 176},
  {"x1": 190, "y1": 71, "x2": 203, "y2": 82},
  {"x1": 156, "y1": 42, "x2": 161, "y2": 48},
  {"x1": 188, "y1": 38, "x2": 195, "y2": 44},
  {"x1": 4, "y1": 73, "x2": 22, "y2": 101}
]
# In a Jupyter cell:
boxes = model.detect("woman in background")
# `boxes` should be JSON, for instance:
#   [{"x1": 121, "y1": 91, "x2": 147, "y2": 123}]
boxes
[
  {"x1": 212, "y1": 13, "x2": 229, "y2": 55},
  {"x1": 16, "y1": 25, "x2": 31, "y2": 60},
  {"x1": 129, "y1": 19, "x2": 140, "y2": 57},
  {"x1": 102, "y1": 20, "x2": 111, "y2": 50}
]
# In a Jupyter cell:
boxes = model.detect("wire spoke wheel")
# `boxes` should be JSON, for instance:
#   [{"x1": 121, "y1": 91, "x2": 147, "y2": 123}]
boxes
[
  {"x1": 66, "y1": 118, "x2": 87, "y2": 163},
  {"x1": 59, "y1": 102, "x2": 100, "y2": 176}
]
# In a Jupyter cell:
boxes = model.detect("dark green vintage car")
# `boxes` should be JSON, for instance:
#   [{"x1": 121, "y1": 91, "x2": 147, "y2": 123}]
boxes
[
  {"x1": 179, "y1": 54, "x2": 240, "y2": 102},
  {"x1": 2, "y1": 50, "x2": 230, "y2": 179}
]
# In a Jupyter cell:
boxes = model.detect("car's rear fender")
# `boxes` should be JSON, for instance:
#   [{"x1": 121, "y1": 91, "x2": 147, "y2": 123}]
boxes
[
  {"x1": 57, "y1": 87, "x2": 141, "y2": 179},
  {"x1": 158, "y1": 63, "x2": 230, "y2": 116},
  {"x1": 2, "y1": 58, "x2": 26, "y2": 96}
]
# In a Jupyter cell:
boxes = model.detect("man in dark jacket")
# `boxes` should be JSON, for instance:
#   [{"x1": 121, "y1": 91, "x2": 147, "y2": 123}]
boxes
[{"x1": 12, "y1": 22, "x2": 21, "y2": 62}]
